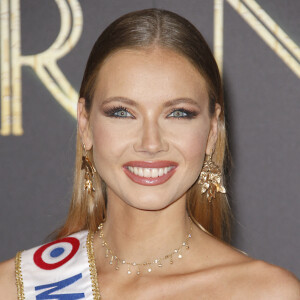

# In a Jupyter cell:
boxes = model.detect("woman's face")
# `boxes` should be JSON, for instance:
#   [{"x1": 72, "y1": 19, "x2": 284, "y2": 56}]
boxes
[{"x1": 78, "y1": 47, "x2": 220, "y2": 210}]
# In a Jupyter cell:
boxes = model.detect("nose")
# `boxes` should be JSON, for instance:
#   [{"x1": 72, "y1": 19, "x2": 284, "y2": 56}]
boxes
[{"x1": 133, "y1": 118, "x2": 169, "y2": 154}]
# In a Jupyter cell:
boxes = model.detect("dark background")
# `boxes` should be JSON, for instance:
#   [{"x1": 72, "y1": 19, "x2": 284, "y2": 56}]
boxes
[{"x1": 0, "y1": 0, "x2": 299, "y2": 278}]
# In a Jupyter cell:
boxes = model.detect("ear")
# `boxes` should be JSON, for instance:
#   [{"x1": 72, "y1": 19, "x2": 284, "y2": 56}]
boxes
[
  {"x1": 205, "y1": 103, "x2": 221, "y2": 155},
  {"x1": 77, "y1": 98, "x2": 93, "y2": 150}
]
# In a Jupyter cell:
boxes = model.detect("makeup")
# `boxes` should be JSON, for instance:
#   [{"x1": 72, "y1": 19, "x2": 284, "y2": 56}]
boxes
[
  {"x1": 123, "y1": 161, "x2": 178, "y2": 186},
  {"x1": 103, "y1": 106, "x2": 135, "y2": 118}
]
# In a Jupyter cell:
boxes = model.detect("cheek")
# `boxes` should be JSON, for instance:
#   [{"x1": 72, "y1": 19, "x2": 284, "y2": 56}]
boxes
[
  {"x1": 169, "y1": 119, "x2": 210, "y2": 162},
  {"x1": 181, "y1": 130, "x2": 208, "y2": 165},
  {"x1": 90, "y1": 118, "x2": 131, "y2": 171},
  {"x1": 170, "y1": 121, "x2": 210, "y2": 192}
]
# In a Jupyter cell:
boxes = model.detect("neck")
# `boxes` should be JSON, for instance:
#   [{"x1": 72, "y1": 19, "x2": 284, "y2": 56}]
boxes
[{"x1": 99, "y1": 190, "x2": 191, "y2": 270}]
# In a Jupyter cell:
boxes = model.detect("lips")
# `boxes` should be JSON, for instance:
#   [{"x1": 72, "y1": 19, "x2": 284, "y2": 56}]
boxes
[{"x1": 123, "y1": 161, "x2": 178, "y2": 186}]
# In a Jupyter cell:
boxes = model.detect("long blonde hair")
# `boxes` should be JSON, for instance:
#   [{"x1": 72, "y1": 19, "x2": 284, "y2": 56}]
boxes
[{"x1": 57, "y1": 9, "x2": 232, "y2": 242}]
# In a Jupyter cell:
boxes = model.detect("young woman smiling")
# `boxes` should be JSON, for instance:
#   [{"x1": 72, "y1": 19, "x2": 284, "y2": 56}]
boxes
[{"x1": 0, "y1": 8, "x2": 299, "y2": 300}]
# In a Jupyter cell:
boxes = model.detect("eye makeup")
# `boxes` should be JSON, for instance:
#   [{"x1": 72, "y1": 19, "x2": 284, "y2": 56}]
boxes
[
  {"x1": 167, "y1": 108, "x2": 198, "y2": 119},
  {"x1": 102, "y1": 105, "x2": 135, "y2": 119},
  {"x1": 102, "y1": 105, "x2": 199, "y2": 120}
]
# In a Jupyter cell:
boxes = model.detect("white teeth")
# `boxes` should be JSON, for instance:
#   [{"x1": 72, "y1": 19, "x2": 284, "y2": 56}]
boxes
[
  {"x1": 151, "y1": 168, "x2": 158, "y2": 178},
  {"x1": 127, "y1": 166, "x2": 174, "y2": 178},
  {"x1": 158, "y1": 168, "x2": 164, "y2": 176},
  {"x1": 138, "y1": 168, "x2": 143, "y2": 177},
  {"x1": 143, "y1": 168, "x2": 151, "y2": 177}
]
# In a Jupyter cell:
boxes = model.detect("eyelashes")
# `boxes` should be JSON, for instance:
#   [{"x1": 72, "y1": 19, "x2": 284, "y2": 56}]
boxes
[
  {"x1": 103, "y1": 106, "x2": 135, "y2": 119},
  {"x1": 168, "y1": 108, "x2": 198, "y2": 119},
  {"x1": 103, "y1": 105, "x2": 198, "y2": 119}
]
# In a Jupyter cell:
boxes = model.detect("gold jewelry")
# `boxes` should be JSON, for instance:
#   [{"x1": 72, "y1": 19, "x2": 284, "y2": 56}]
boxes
[
  {"x1": 98, "y1": 218, "x2": 193, "y2": 275},
  {"x1": 81, "y1": 143, "x2": 96, "y2": 194},
  {"x1": 198, "y1": 154, "x2": 226, "y2": 202}
]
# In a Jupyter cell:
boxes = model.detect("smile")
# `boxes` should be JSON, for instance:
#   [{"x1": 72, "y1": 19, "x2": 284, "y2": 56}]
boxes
[
  {"x1": 123, "y1": 161, "x2": 178, "y2": 186},
  {"x1": 127, "y1": 166, "x2": 174, "y2": 178}
]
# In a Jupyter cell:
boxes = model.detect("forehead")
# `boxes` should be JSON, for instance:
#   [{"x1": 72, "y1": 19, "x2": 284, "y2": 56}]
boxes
[{"x1": 93, "y1": 47, "x2": 209, "y2": 104}]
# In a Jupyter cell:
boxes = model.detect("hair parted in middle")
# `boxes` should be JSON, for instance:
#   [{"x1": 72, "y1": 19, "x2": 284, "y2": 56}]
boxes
[{"x1": 57, "y1": 8, "x2": 232, "y2": 242}]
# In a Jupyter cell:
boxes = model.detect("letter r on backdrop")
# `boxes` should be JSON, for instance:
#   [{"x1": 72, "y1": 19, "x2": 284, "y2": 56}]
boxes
[{"x1": 0, "y1": 0, "x2": 83, "y2": 136}]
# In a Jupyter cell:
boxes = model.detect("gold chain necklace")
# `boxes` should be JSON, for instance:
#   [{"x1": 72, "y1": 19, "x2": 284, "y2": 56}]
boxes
[{"x1": 97, "y1": 218, "x2": 193, "y2": 275}]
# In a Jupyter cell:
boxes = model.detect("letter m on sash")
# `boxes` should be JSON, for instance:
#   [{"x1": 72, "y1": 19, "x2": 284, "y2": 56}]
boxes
[{"x1": 35, "y1": 273, "x2": 85, "y2": 299}]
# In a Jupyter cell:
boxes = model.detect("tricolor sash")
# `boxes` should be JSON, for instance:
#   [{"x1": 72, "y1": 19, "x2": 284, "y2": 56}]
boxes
[{"x1": 15, "y1": 230, "x2": 101, "y2": 299}]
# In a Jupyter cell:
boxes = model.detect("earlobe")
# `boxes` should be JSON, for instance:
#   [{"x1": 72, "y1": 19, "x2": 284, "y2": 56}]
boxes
[{"x1": 77, "y1": 98, "x2": 93, "y2": 150}]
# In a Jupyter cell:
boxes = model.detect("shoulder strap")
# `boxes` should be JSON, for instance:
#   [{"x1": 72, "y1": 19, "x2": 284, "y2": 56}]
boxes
[{"x1": 15, "y1": 230, "x2": 101, "y2": 299}]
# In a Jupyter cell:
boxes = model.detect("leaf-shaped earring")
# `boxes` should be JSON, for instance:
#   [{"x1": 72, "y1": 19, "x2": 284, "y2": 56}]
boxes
[
  {"x1": 81, "y1": 143, "x2": 96, "y2": 194},
  {"x1": 198, "y1": 154, "x2": 226, "y2": 202}
]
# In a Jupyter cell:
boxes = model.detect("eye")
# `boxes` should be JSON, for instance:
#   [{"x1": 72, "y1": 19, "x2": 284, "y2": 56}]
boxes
[
  {"x1": 114, "y1": 109, "x2": 132, "y2": 118},
  {"x1": 168, "y1": 110, "x2": 188, "y2": 118},
  {"x1": 104, "y1": 106, "x2": 135, "y2": 119},
  {"x1": 167, "y1": 108, "x2": 197, "y2": 119}
]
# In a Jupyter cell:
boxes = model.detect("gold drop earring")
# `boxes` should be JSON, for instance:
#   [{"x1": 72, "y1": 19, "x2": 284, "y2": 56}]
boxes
[
  {"x1": 81, "y1": 143, "x2": 96, "y2": 194},
  {"x1": 198, "y1": 153, "x2": 226, "y2": 202}
]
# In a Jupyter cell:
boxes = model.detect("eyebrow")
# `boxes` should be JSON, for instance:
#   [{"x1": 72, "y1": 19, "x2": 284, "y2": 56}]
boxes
[
  {"x1": 101, "y1": 96, "x2": 201, "y2": 108},
  {"x1": 101, "y1": 97, "x2": 138, "y2": 107},
  {"x1": 163, "y1": 98, "x2": 201, "y2": 108}
]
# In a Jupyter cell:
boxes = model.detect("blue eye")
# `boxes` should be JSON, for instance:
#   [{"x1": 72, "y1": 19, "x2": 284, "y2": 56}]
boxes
[
  {"x1": 114, "y1": 110, "x2": 132, "y2": 118},
  {"x1": 104, "y1": 106, "x2": 134, "y2": 118},
  {"x1": 168, "y1": 110, "x2": 188, "y2": 118},
  {"x1": 168, "y1": 109, "x2": 197, "y2": 119}
]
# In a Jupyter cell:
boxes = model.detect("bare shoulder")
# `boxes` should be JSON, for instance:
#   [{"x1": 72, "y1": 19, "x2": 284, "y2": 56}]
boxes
[
  {"x1": 217, "y1": 258, "x2": 300, "y2": 300},
  {"x1": 214, "y1": 240, "x2": 300, "y2": 299},
  {"x1": 190, "y1": 232, "x2": 299, "y2": 299},
  {"x1": 241, "y1": 260, "x2": 300, "y2": 299},
  {"x1": 0, "y1": 257, "x2": 18, "y2": 300}
]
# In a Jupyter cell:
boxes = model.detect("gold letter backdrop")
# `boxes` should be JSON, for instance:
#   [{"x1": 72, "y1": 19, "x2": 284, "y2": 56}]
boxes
[{"x1": 0, "y1": 0, "x2": 299, "y2": 277}]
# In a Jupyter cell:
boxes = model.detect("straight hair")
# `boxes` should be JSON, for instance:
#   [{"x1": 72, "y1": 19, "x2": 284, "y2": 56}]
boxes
[{"x1": 57, "y1": 8, "x2": 232, "y2": 242}]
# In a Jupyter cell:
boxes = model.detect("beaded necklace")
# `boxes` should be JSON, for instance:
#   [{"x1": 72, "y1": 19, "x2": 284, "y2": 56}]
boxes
[{"x1": 97, "y1": 218, "x2": 193, "y2": 275}]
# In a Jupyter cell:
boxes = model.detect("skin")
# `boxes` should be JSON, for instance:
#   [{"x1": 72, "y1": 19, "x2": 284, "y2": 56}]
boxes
[{"x1": 0, "y1": 47, "x2": 299, "y2": 299}]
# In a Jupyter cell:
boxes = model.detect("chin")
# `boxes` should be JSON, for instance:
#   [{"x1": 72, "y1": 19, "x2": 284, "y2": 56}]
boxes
[
  {"x1": 123, "y1": 191, "x2": 180, "y2": 211},
  {"x1": 127, "y1": 201, "x2": 173, "y2": 212}
]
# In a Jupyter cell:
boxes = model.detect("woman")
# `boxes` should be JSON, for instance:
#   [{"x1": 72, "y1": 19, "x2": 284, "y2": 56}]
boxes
[{"x1": 0, "y1": 8, "x2": 299, "y2": 299}]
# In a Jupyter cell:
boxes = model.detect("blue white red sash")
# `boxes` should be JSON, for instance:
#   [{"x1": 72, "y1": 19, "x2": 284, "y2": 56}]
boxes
[{"x1": 15, "y1": 230, "x2": 100, "y2": 299}]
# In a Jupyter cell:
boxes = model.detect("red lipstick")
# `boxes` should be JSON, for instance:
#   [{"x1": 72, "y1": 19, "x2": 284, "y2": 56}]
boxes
[{"x1": 123, "y1": 161, "x2": 178, "y2": 186}]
